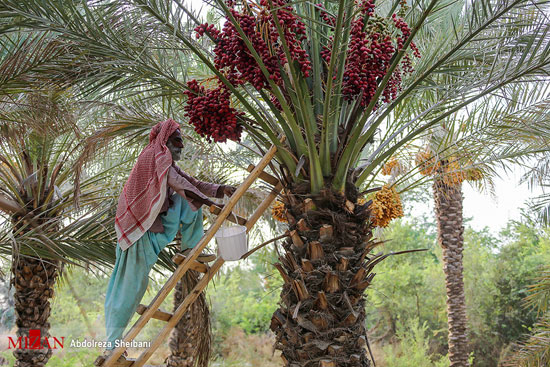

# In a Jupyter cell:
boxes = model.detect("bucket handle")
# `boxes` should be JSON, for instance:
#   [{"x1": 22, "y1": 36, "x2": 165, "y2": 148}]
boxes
[
  {"x1": 227, "y1": 210, "x2": 239, "y2": 224},
  {"x1": 207, "y1": 200, "x2": 241, "y2": 226}
]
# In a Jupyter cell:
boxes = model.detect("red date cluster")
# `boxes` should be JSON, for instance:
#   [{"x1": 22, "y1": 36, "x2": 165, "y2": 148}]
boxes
[
  {"x1": 393, "y1": 14, "x2": 421, "y2": 74},
  {"x1": 318, "y1": 3, "x2": 335, "y2": 28},
  {"x1": 195, "y1": 0, "x2": 310, "y2": 89},
  {"x1": 203, "y1": 10, "x2": 282, "y2": 90},
  {"x1": 259, "y1": 0, "x2": 311, "y2": 78},
  {"x1": 185, "y1": 0, "x2": 420, "y2": 143},
  {"x1": 187, "y1": 0, "x2": 313, "y2": 142},
  {"x1": 183, "y1": 80, "x2": 243, "y2": 143},
  {"x1": 321, "y1": 0, "x2": 420, "y2": 107}
]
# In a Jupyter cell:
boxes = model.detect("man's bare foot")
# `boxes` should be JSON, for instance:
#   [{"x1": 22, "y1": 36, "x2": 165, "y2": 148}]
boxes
[
  {"x1": 181, "y1": 248, "x2": 216, "y2": 262},
  {"x1": 102, "y1": 349, "x2": 128, "y2": 361}
]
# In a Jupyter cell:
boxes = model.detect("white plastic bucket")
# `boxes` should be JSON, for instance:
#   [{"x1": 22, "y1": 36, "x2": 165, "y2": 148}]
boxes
[{"x1": 215, "y1": 225, "x2": 248, "y2": 261}]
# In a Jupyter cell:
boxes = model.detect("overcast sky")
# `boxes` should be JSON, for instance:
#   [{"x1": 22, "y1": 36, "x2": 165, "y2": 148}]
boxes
[{"x1": 463, "y1": 166, "x2": 544, "y2": 232}]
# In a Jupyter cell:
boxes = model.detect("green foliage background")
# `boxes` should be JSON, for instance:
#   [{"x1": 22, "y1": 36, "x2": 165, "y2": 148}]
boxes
[{"x1": 0, "y1": 204, "x2": 548, "y2": 366}]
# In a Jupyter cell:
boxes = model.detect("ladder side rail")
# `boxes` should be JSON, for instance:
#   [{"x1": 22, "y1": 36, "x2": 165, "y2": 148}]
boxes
[
  {"x1": 245, "y1": 181, "x2": 283, "y2": 231},
  {"x1": 178, "y1": 142, "x2": 278, "y2": 266}
]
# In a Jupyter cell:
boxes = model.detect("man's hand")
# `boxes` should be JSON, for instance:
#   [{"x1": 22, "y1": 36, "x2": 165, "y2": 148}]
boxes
[
  {"x1": 222, "y1": 185, "x2": 237, "y2": 197},
  {"x1": 206, "y1": 199, "x2": 218, "y2": 208},
  {"x1": 184, "y1": 189, "x2": 217, "y2": 208}
]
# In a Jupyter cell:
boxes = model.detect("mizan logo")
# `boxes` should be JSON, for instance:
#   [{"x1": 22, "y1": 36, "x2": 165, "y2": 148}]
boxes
[{"x1": 8, "y1": 329, "x2": 64, "y2": 350}]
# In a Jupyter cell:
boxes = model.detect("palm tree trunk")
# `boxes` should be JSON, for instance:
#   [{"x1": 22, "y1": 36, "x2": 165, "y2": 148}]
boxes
[
  {"x1": 270, "y1": 182, "x2": 374, "y2": 367},
  {"x1": 166, "y1": 270, "x2": 211, "y2": 367},
  {"x1": 11, "y1": 256, "x2": 59, "y2": 367},
  {"x1": 433, "y1": 176, "x2": 469, "y2": 367},
  {"x1": 64, "y1": 273, "x2": 96, "y2": 338}
]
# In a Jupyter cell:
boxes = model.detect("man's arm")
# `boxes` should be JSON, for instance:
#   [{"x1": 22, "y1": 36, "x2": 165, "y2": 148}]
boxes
[
  {"x1": 172, "y1": 165, "x2": 223, "y2": 198},
  {"x1": 167, "y1": 167, "x2": 217, "y2": 208},
  {"x1": 183, "y1": 189, "x2": 217, "y2": 207}
]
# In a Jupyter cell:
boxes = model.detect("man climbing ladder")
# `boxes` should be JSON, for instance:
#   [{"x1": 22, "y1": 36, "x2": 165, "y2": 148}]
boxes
[
  {"x1": 96, "y1": 131, "x2": 283, "y2": 367},
  {"x1": 103, "y1": 119, "x2": 235, "y2": 360}
]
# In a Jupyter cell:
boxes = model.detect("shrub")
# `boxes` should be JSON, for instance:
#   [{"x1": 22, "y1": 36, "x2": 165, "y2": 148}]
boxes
[{"x1": 382, "y1": 318, "x2": 449, "y2": 367}]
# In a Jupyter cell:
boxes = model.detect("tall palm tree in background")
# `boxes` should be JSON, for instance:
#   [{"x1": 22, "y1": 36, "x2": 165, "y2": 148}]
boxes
[
  {"x1": 422, "y1": 90, "x2": 550, "y2": 366},
  {"x1": 2, "y1": 0, "x2": 550, "y2": 365},
  {"x1": 400, "y1": 127, "x2": 488, "y2": 367},
  {"x1": 432, "y1": 158, "x2": 470, "y2": 366},
  {"x1": 386, "y1": 142, "x2": 475, "y2": 366},
  {"x1": 405, "y1": 100, "x2": 550, "y2": 366}
]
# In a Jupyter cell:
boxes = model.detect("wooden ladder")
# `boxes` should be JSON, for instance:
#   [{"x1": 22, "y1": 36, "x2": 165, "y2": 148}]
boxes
[{"x1": 94, "y1": 144, "x2": 282, "y2": 367}]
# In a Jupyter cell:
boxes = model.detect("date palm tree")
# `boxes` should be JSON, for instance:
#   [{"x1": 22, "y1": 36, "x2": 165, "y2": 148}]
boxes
[{"x1": 2, "y1": 0, "x2": 550, "y2": 365}]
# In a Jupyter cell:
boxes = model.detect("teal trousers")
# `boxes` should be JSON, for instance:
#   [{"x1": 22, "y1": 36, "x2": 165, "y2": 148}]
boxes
[{"x1": 104, "y1": 194, "x2": 203, "y2": 349}]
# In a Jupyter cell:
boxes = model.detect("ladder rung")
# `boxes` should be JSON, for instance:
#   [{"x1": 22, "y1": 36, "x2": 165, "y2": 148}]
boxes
[
  {"x1": 136, "y1": 304, "x2": 173, "y2": 322},
  {"x1": 112, "y1": 356, "x2": 164, "y2": 367},
  {"x1": 209, "y1": 205, "x2": 247, "y2": 226},
  {"x1": 132, "y1": 258, "x2": 225, "y2": 366},
  {"x1": 171, "y1": 254, "x2": 211, "y2": 272},
  {"x1": 95, "y1": 356, "x2": 161, "y2": 367},
  {"x1": 113, "y1": 358, "x2": 134, "y2": 367},
  {"x1": 246, "y1": 164, "x2": 280, "y2": 186}
]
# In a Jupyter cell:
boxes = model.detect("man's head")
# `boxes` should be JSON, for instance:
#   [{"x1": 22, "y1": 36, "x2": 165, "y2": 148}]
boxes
[{"x1": 166, "y1": 128, "x2": 184, "y2": 162}]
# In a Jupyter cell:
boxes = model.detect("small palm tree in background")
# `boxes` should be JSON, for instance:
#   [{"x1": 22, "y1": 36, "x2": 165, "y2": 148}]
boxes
[
  {"x1": 0, "y1": 90, "x2": 119, "y2": 366},
  {"x1": 0, "y1": 33, "x2": 122, "y2": 366},
  {"x1": 0, "y1": 24, "x2": 257, "y2": 367},
  {"x1": 2, "y1": 0, "x2": 550, "y2": 365},
  {"x1": 506, "y1": 267, "x2": 550, "y2": 366},
  {"x1": 166, "y1": 270, "x2": 211, "y2": 367},
  {"x1": 70, "y1": 97, "x2": 263, "y2": 365},
  {"x1": 0, "y1": 89, "x2": 244, "y2": 366}
]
